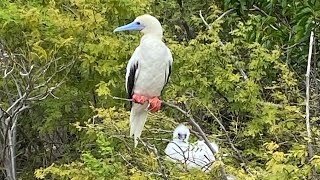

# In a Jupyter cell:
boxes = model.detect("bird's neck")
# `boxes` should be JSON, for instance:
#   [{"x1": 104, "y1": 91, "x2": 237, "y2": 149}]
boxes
[
  {"x1": 173, "y1": 139, "x2": 187, "y2": 144},
  {"x1": 141, "y1": 33, "x2": 163, "y2": 41}
]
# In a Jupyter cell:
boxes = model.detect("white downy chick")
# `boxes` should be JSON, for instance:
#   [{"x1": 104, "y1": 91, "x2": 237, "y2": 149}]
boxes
[{"x1": 165, "y1": 124, "x2": 193, "y2": 164}]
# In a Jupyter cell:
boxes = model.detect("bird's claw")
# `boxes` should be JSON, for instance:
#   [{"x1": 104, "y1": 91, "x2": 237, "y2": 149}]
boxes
[
  {"x1": 132, "y1": 94, "x2": 161, "y2": 112},
  {"x1": 148, "y1": 96, "x2": 161, "y2": 112},
  {"x1": 132, "y1": 94, "x2": 147, "y2": 104}
]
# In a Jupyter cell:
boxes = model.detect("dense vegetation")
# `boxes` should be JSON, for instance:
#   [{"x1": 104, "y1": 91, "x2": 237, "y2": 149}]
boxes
[{"x1": 0, "y1": 0, "x2": 320, "y2": 179}]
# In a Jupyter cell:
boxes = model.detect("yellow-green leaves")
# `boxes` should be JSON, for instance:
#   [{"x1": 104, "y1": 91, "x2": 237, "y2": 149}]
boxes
[
  {"x1": 264, "y1": 141, "x2": 279, "y2": 152},
  {"x1": 2, "y1": 0, "x2": 318, "y2": 179}
]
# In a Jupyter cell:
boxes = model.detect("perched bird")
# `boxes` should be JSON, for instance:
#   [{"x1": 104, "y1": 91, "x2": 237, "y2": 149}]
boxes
[
  {"x1": 165, "y1": 124, "x2": 219, "y2": 172},
  {"x1": 165, "y1": 124, "x2": 193, "y2": 163},
  {"x1": 114, "y1": 15, "x2": 173, "y2": 147}
]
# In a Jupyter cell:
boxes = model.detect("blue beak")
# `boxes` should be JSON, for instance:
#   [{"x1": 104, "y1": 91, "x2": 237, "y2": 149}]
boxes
[{"x1": 113, "y1": 21, "x2": 144, "y2": 32}]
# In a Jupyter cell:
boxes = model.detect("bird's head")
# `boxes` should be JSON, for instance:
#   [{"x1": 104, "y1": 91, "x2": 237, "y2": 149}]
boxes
[
  {"x1": 173, "y1": 124, "x2": 190, "y2": 142},
  {"x1": 113, "y1": 14, "x2": 163, "y2": 37}
]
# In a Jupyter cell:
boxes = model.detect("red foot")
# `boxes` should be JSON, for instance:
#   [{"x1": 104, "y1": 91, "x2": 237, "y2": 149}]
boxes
[
  {"x1": 132, "y1": 94, "x2": 147, "y2": 104},
  {"x1": 148, "y1": 96, "x2": 161, "y2": 113}
]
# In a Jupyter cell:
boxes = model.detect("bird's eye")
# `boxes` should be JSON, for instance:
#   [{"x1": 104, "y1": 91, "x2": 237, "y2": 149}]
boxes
[
  {"x1": 136, "y1": 22, "x2": 141, "y2": 25},
  {"x1": 178, "y1": 133, "x2": 181, "y2": 136}
]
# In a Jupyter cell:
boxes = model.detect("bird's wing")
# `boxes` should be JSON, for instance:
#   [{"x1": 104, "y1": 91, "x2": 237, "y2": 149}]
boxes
[
  {"x1": 191, "y1": 141, "x2": 218, "y2": 169},
  {"x1": 165, "y1": 141, "x2": 190, "y2": 162},
  {"x1": 164, "y1": 47, "x2": 173, "y2": 85},
  {"x1": 165, "y1": 142, "x2": 183, "y2": 162},
  {"x1": 125, "y1": 47, "x2": 140, "y2": 99}
]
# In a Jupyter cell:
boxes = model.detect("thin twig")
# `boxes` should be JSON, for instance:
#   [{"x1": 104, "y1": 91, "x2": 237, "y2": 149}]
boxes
[
  {"x1": 197, "y1": 100, "x2": 247, "y2": 164},
  {"x1": 199, "y1": 9, "x2": 235, "y2": 28},
  {"x1": 250, "y1": 5, "x2": 278, "y2": 30},
  {"x1": 112, "y1": 96, "x2": 131, "y2": 101},
  {"x1": 199, "y1": 10, "x2": 210, "y2": 29},
  {"x1": 214, "y1": 9, "x2": 235, "y2": 23},
  {"x1": 117, "y1": 152, "x2": 163, "y2": 177},
  {"x1": 199, "y1": 10, "x2": 248, "y2": 81},
  {"x1": 252, "y1": 5, "x2": 268, "y2": 16},
  {"x1": 140, "y1": 140, "x2": 168, "y2": 180}
]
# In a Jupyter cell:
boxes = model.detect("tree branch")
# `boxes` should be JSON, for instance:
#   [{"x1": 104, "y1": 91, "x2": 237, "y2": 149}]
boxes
[
  {"x1": 199, "y1": 10, "x2": 248, "y2": 81},
  {"x1": 199, "y1": 10, "x2": 210, "y2": 29},
  {"x1": 213, "y1": 8, "x2": 235, "y2": 24},
  {"x1": 249, "y1": 5, "x2": 279, "y2": 30},
  {"x1": 305, "y1": 31, "x2": 318, "y2": 179},
  {"x1": 0, "y1": 43, "x2": 74, "y2": 179},
  {"x1": 197, "y1": 100, "x2": 247, "y2": 164},
  {"x1": 140, "y1": 139, "x2": 168, "y2": 180}
]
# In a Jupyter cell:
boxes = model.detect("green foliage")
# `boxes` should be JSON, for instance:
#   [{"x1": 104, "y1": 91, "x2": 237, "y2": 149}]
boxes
[{"x1": 1, "y1": 0, "x2": 320, "y2": 179}]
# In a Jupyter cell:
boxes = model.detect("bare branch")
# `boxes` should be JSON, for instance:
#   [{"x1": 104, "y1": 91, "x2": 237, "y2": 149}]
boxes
[
  {"x1": 197, "y1": 99, "x2": 247, "y2": 164},
  {"x1": 305, "y1": 31, "x2": 318, "y2": 179},
  {"x1": 213, "y1": 9, "x2": 235, "y2": 24},
  {"x1": 112, "y1": 96, "x2": 131, "y2": 101},
  {"x1": 34, "y1": 59, "x2": 74, "y2": 90},
  {"x1": 19, "y1": 64, "x2": 33, "y2": 76},
  {"x1": 33, "y1": 57, "x2": 62, "y2": 79},
  {"x1": 199, "y1": 10, "x2": 248, "y2": 81},
  {"x1": 306, "y1": 31, "x2": 314, "y2": 141},
  {"x1": 10, "y1": 105, "x2": 29, "y2": 132},
  {"x1": 0, "y1": 43, "x2": 73, "y2": 179},
  {"x1": 238, "y1": 68, "x2": 248, "y2": 80},
  {"x1": 249, "y1": 5, "x2": 279, "y2": 30},
  {"x1": 3, "y1": 66, "x2": 14, "y2": 78},
  {"x1": 140, "y1": 139, "x2": 168, "y2": 180},
  {"x1": 11, "y1": 75, "x2": 22, "y2": 98},
  {"x1": 199, "y1": 9, "x2": 235, "y2": 28},
  {"x1": 6, "y1": 94, "x2": 26, "y2": 114},
  {"x1": 199, "y1": 10, "x2": 210, "y2": 29}
]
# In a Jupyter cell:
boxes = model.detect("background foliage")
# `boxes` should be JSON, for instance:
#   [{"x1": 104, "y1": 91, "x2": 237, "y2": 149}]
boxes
[{"x1": 1, "y1": 0, "x2": 320, "y2": 179}]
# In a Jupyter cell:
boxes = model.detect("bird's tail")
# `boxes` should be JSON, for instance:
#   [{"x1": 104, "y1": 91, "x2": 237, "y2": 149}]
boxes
[{"x1": 130, "y1": 103, "x2": 149, "y2": 147}]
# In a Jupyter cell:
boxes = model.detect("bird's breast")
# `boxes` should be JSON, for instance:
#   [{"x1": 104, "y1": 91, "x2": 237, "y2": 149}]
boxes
[{"x1": 133, "y1": 39, "x2": 169, "y2": 97}]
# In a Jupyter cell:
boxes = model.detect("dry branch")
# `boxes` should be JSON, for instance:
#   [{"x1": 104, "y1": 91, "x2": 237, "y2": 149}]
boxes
[
  {"x1": 199, "y1": 10, "x2": 210, "y2": 29},
  {"x1": 199, "y1": 9, "x2": 248, "y2": 81},
  {"x1": 197, "y1": 100, "x2": 247, "y2": 164},
  {"x1": 306, "y1": 31, "x2": 314, "y2": 147},
  {"x1": 305, "y1": 31, "x2": 318, "y2": 179},
  {"x1": 0, "y1": 44, "x2": 74, "y2": 179},
  {"x1": 213, "y1": 9, "x2": 235, "y2": 24},
  {"x1": 140, "y1": 139, "x2": 169, "y2": 180}
]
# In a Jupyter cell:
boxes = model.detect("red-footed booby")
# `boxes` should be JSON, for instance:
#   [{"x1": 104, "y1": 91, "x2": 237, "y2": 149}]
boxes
[
  {"x1": 114, "y1": 15, "x2": 173, "y2": 147},
  {"x1": 165, "y1": 124, "x2": 193, "y2": 163},
  {"x1": 165, "y1": 124, "x2": 219, "y2": 172}
]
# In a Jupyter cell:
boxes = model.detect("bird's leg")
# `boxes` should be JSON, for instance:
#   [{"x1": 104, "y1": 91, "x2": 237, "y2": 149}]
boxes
[
  {"x1": 132, "y1": 94, "x2": 147, "y2": 104},
  {"x1": 148, "y1": 96, "x2": 161, "y2": 112}
]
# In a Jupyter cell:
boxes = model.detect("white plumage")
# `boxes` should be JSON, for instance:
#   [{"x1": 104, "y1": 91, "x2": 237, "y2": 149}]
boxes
[
  {"x1": 188, "y1": 140, "x2": 219, "y2": 172},
  {"x1": 114, "y1": 14, "x2": 172, "y2": 147},
  {"x1": 165, "y1": 124, "x2": 193, "y2": 164},
  {"x1": 165, "y1": 124, "x2": 219, "y2": 172}
]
